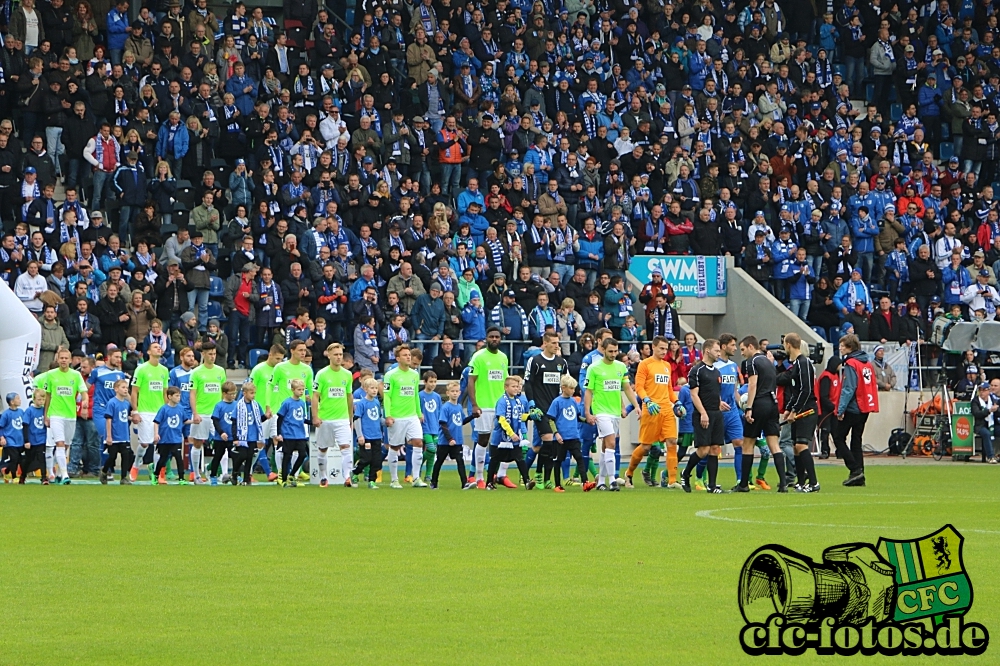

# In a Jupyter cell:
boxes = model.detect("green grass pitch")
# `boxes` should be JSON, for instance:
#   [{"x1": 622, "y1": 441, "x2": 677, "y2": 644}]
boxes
[{"x1": 2, "y1": 463, "x2": 997, "y2": 665}]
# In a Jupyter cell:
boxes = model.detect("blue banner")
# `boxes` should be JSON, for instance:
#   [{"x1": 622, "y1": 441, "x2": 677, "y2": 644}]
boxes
[{"x1": 631, "y1": 256, "x2": 727, "y2": 298}]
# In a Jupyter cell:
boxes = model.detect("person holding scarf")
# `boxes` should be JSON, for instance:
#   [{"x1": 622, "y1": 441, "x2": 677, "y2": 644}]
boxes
[{"x1": 255, "y1": 267, "x2": 283, "y2": 348}]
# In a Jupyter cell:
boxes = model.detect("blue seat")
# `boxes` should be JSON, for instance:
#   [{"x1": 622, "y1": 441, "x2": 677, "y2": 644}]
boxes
[
  {"x1": 209, "y1": 276, "x2": 225, "y2": 298},
  {"x1": 207, "y1": 301, "x2": 226, "y2": 322},
  {"x1": 811, "y1": 326, "x2": 829, "y2": 342},
  {"x1": 941, "y1": 124, "x2": 950, "y2": 140},
  {"x1": 939, "y1": 142, "x2": 954, "y2": 161},
  {"x1": 890, "y1": 103, "x2": 903, "y2": 121},
  {"x1": 833, "y1": 64, "x2": 845, "y2": 77},
  {"x1": 248, "y1": 348, "x2": 268, "y2": 368},
  {"x1": 866, "y1": 83, "x2": 875, "y2": 101}
]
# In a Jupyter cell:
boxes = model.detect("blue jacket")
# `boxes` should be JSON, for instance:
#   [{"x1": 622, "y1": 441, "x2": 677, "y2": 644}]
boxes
[
  {"x1": 941, "y1": 264, "x2": 973, "y2": 305},
  {"x1": 575, "y1": 233, "x2": 604, "y2": 270},
  {"x1": 489, "y1": 303, "x2": 528, "y2": 340},
  {"x1": 847, "y1": 193, "x2": 875, "y2": 221},
  {"x1": 687, "y1": 52, "x2": 708, "y2": 90},
  {"x1": 156, "y1": 121, "x2": 189, "y2": 160},
  {"x1": 524, "y1": 146, "x2": 551, "y2": 182},
  {"x1": 225, "y1": 75, "x2": 258, "y2": 116},
  {"x1": 770, "y1": 239, "x2": 799, "y2": 279},
  {"x1": 349, "y1": 276, "x2": 378, "y2": 302},
  {"x1": 106, "y1": 9, "x2": 130, "y2": 50},
  {"x1": 457, "y1": 189, "x2": 485, "y2": 215},
  {"x1": 228, "y1": 171, "x2": 254, "y2": 206},
  {"x1": 112, "y1": 163, "x2": 147, "y2": 206},
  {"x1": 917, "y1": 84, "x2": 942, "y2": 117},
  {"x1": 459, "y1": 212, "x2": 489, "y2": 246},
  {"x1": 833, "y1": 279, "x2": 873, "y2": 313},
  {"x1": 410, "y1": 294, "x2": 445, "y2": 337},
  {"x1": 822, "y1": 217, "x2": 849, "y2": 253},
  {"x1": 850, "y1": 214, "x2": 879, "y2": 254},
  {"x1": 461, "y1": 303, "x2": 486, "y2": 340}
]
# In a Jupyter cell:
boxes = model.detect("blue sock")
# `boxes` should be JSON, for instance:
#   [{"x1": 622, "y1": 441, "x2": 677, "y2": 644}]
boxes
[
  {"x1": 404, "y1": 444, "x2": 413, "y2": 477},
  {"x1": 255, "y1": 448, "x2": 272, "y2": 475},
  {"x1": 614, "y1": 439, "x2": 621, "y2": 478},
  {"x1": 525, "y1": 447, "x2": 537, "y2": 471},
  {"x1": 734, "y1": 447, "x2": 743, "y2": 483},
  {"x1": 696, "y1": 457, "x2": 708, "y2": 480},
  {"x1": 562, "y1": 454, "x2": 571, "y2": 479}
]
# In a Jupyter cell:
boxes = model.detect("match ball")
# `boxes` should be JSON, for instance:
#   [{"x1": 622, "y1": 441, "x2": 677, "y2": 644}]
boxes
[{"x1": 739, "y1": 393, "x2": 749, "y2": 410}]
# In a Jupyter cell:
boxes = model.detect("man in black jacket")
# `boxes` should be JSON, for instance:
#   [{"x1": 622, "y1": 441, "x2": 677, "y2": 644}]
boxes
[
  {"x1": 66, "y1": 297, "x2": 103, "y2": 357},
  {"x1": 869, "y1": 295, "x2": 901, "y2": 343},
  {"x1": 466, "y1": 114, "x2": 502, "y2": 183}
]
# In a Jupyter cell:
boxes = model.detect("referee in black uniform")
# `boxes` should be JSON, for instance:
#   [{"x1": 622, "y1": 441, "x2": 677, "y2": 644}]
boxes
[
  {"x1": 522, "y1": 331, "x2": 569, "y2": 486},
  {"x1": 738, "y1": 336, "x2": 788, "y2": 493},
  {"x1": 778, "y1": 333, "x2": 820, "y2": 492},
  {"x1": 683, "y1": 338, "x2": 726, "y2": 493}
]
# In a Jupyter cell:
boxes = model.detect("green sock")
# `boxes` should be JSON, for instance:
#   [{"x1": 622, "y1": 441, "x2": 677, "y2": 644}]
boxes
[
  {"x1": 756, "y1": 443, "x2": 769, "y2": 479},
  {"x1": 589, "y1": 460, "x2": 599, "y2": 477},
  {"x1": 646, "y1": 456, "x2": 659, "y2": 481}
]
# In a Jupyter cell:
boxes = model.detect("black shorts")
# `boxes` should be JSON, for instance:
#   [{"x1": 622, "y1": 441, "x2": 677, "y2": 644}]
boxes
[
  {"x1": 744, "y1": 398, "x2": 781, "y2": 439},
  {"x1": 489, "y1": 444, "x2": 522, "y2": 463},
  {"x1": 538, "y1": 439, "x2": 559, "y2": 459},
  {"x1": 536, "y1": 417, "x2": 556, "y2": 436},
  {"x1": 791, "y1": 412, "x2": 819, "y2": 445},
  {"x1": 694, "y1": 411, "x2": 725, "y2": 448},
  {"x1": 21, "y1": 445, "x2": 45, "y2": 474}
]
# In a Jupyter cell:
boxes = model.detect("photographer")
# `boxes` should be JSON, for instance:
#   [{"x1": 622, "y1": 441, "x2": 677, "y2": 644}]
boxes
[{"x1": 961, "y1": 269, "x2": 1000, "y2": 320}]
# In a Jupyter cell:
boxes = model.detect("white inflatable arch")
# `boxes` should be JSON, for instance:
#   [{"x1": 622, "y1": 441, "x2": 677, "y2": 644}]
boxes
[{"x1": 0, "y1": 279, "x2": 42, "y2": 407}]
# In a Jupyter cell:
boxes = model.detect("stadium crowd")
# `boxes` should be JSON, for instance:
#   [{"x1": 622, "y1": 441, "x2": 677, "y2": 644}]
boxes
[{"x1": 6, "y1": 0, "x2": 1000, "y2": 374}]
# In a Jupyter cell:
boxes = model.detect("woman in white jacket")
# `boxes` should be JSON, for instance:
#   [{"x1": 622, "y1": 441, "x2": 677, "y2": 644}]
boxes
[{"x1": 556, "y1": 297, "x2": 584, "y2": 356}]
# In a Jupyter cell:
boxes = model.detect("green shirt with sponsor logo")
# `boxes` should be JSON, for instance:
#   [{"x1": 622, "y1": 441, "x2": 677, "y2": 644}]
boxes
[
  {"x1": 314, "y1": 366, "x2": 353, "y2": 421},
  {"x1": 383, "y1": 366, "x2": 420, "y2": 419},
  {"x1": 191, "y1": 364, "x2": 228, "y2": 416},
  {"x1": 268, "y1": 360, "x2": 314, "y2": 409},
  {"x1": 585, "y1": 360, "x2": 628, "y2": 417},
  {"x1": 249, "y1": 361, "x2": 278, "y2": 411},
  {"x1": 469, "y1": 348, "x2": 508, "y2": 410},
  {"x1": 40, "y1": 368, "x2": 86, "y2": 419},
  {"x1": 132, "y1": 361, "x2": 170, "y2": 413}
]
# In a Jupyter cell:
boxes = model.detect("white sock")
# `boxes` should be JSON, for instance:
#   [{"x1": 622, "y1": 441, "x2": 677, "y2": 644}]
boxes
[
  {"x1": 340, "y1": 447, "x2": 353, "y2": 482},
  {"x1": 604, "y1": 450, "x2": 616, "y2": 483},
  {"x1": 388, "y1": 449, "x2": 399, "y2": 482},
  {"x1": 317, "y1": 449, "x2": 328, "y2": 482},
  {"x1": 411, "y1": 448, "x2": 423, "y2": 482},
  {"x1": 191, "y1": 447, "x2": 203, "y2": 477},
  {"x1": 45, "y1": 446, "x2": 55, "y2": 479},
  {"x1": 55, "y1": 447, "x2": 68, "y2": 479},
  {"x1": 275, "y1": 447, "x2": 283, "y2": 474},
  {"x1": 132, "y1": 444, "x2": 147, "y2": 470},
  {"x1": 152, "y1": 447, "x2": 160, "y2": 473},
  {"x1": 290, "y1": 451, "x2": 299, "y2": 473},
  {"x1": 221, "y1": 449, "x2": 230, "y2": 476},
  {"x1": 498, "y1": 461, "x2": 510, "y2": 478},
  {"x1": 463, "y1": 445, "x2": 473, "y2": 470},
  {"x1": 474, "y1": 444, "x2": 487, "y2": 479}
]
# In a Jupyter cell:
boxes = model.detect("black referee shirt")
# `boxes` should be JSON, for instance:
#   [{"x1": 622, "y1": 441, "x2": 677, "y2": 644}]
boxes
[
  {"x1": 688, "y1": 361, "x2": 722, "y2": 411},
  {"x1": 742, "y1": 352, "x2": 777, "y2": 400},
  {"x1": 781, "y1": 356, "x2": 817, "y2": 413}
]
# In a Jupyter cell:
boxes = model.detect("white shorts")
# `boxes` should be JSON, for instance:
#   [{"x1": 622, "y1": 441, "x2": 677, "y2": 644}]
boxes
[
  {"x1": 135, "y1": 413, "x2": 156, "y2": 445},
  {"x1": 190, "y1": 418, "x2": 216, "y2": 441},
  {"x1": 474, "y1": 408, "x2": 495, "y2": 434},
  {"x1": 263, "y1": 416, "x2": 277, "y2": 440},
  {"x1": 596, "y1": 414, "x2": 620, "y2": 439},
  {"x1": 388, "y1": 416, "x2": 422, "y2": 448},
  {"x1": 317, "y1": 420, "x2": 353, "y2": 449},
  {"x1": 50, "y1": 416, "x2": 77, "y2": 445}
]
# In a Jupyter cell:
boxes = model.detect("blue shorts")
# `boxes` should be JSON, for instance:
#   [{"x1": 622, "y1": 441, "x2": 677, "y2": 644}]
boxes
[{"x1": 724, "y1": 409, "x2": 743, "y2": 444}]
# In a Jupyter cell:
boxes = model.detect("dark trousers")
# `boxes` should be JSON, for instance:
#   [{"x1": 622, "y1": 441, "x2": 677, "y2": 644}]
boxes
[
  {"x1": 231, "y1": 445, "x2": 255, "y2": 482},
  {"x1": 155, "y1": 444, "x2": 184, "y2": 475},
  {"x1": 353, "y1": 440, "x2": 383, "y2": 482},
  {"x1": 558, "y1": 439, "x2": 588, "y2": 483},
  {"x1": 832, "y1": 412, "x2": 869, "y2": 474},
  {"x1": 280, "y1": 439, "x2": 308, "y2": 480},
  {"x1": 227, "y1": 310, "x2": 252, "y2": 367},
  {"x1": 20, "y1": 446, "x2": 46, "y2": 481},
  {"x1": 818, "y1": 415, "x2": 834, "y2": 456},
  {"x1": 102, "y1": 442, "x2": 134, "y2": 479},
  {"x1": 486, "y1": 445, "x2": 530, "y2": 484},
  {"x1": 3, "y1": 446, "x2": 22, "y2": 477},
  {"x1": 209, "y1": 440, "x2": 231, "y2": 478},
  {"x1": 431, "y1": 444, "x2": 468, "y2": 486}
]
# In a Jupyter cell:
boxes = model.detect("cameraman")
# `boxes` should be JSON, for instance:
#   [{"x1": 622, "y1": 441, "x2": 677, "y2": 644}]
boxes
[{"x1": 961, "y1": 269, "x2": 1000, "y2": 320}]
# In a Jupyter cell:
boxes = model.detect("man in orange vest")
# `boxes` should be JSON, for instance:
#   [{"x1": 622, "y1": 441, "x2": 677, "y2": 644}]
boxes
[
  {"x1": 436, "y1": 116, "x2": 467, "y2": 200},
  {"x1": 835, "y1": 334, "x2": 880, "y2": 487},
  {"x1": 815, "y1": 357, "x2": 842, "y2": 460}
]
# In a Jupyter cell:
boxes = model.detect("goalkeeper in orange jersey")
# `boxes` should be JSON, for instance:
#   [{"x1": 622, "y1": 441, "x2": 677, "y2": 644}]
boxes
[{"x1": 626, "y1": 336, "x2": 678, "y2": 488}]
